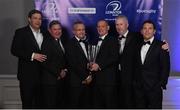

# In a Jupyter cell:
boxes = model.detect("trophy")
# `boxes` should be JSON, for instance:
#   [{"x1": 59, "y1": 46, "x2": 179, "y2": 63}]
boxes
[{"x1": 82, "y1": 44, "x2": 100, "y2": 85}]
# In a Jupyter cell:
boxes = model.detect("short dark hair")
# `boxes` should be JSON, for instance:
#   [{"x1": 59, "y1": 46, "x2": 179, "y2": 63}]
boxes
[
  {"x1": 73, "y1": 21, "x2": 85, "y2": 29},
  {"x1": 142, "y1": 20, "x2": 156, "y2": 30},
  {"x1": 73, "y1": 21, "x2": 84, "y2": 26},
  {"x1": 28, "y1": 9, "x2": 42, "y2": 18},
  {"x1": 49, "y1": 20, "x2": 62, "y2": 28}
]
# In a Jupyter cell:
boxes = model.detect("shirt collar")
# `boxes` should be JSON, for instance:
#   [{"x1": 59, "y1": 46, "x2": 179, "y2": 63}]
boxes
[
  {"x1": 99, "y1": 33, "x2": 108, "y2": 40},
  {"x1": 123, "y1": 30, "x2": 129, "y2": 38},
  {"x1": 75, "y1": 36, "x2": 86, "y2": 42},
  {"x1": 144, "y1": 36, "x2": 154, "y2": 44},
  {"x1": 29, "y1": 25, "x2": 40, "y2": 33}
]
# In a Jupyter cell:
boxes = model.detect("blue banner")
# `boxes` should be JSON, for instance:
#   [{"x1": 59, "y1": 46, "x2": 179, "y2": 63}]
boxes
[{"x1": 35, "y1": 0, "x2": 163, "y2": 40}]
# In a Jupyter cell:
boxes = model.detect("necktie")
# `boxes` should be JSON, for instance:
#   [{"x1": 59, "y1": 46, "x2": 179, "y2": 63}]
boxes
[
  {"x1": 55, "y1": 39, "x2": 65, "y2": 53},
  {"x1": 143, "y1": 41, "x2": 151, "y2": 45},
  {"x1": 55, "y1": 39, "x2": 60, "y2": 45}
]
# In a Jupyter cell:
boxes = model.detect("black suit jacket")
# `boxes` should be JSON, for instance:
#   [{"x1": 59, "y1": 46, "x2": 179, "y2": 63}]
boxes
[
  {"x1": 41, "y1": 36, "x2": 66, "y2": 85},
  {"x1": 118, "y1": 32, "x2": 142, "y2": 85},
  {"x1": 65, "y1": 37, "x2": 89, "y2": 86},
  {"x1": 94, "y1": 34, "x2": 119, "y2": 86},
  {"x1": 135, "y1": 38, "x2": 170, "y2": 90},
  {"x1": 11, "y1": 26, "x2": 46, "y2": 84}
]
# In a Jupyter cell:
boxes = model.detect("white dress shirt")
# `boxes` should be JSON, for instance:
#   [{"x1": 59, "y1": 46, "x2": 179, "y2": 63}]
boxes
[
  {"x1": 141, "y1": 36, "x2": 154, "y2": 64},
  {"x1": 30, "y1": 26, "x2": 43, "y2": 61},
  {"x1": 75, "y1": 36, "x2": 88, "y2": 58},
  {"x1": 118, "y1": 30, "x2": 128, "y2": 70},
  {"x1": 119, "y1": 30, "x2": 128, "y2": 54},
  {"x1": 30, "y1": 26, "x2": 43, "y2": 49},
  {"x1": 97, "y1": 34, "x2": 106, "y2": 47}
]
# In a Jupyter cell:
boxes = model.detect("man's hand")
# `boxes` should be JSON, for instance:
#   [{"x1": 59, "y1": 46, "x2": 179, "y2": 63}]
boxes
[
  {"x1": 57, "y1": 69, "x2": 67, "y2": 80},
  {"x1": 90, "y1": 63, "x2": 100, "y2": 71},
  {"x1": 162, "y1": 40, "x2": 169, "y2": 51},
  {"x1": 87, "y1": 62, "x2": 93, "y2": 70},
  {"x1": 33, "y1": 53, "x2": 47, "y2": 62},
  {"x1": 82, "y1": 75, "x2": 92, "y2": 85}
]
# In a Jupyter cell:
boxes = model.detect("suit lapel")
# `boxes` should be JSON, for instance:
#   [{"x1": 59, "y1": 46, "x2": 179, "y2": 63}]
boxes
[
  {"x1": 73, "y1": 37, "x2": 88, "y2": 60},
  {"x1": 26, "y1": 26, "x2": 41, "y2": 50},
  {"x1": 96, "y1": 35, "x2": 108, "y2": 58},
  {"x1": 51, "y1": 38, "x2": 64, "y2": 56},
  {"x1": 124, "y1": 32, "x2": 132, "y2": 47},
  {"x1": 143, "y1": 40, "x2": 157, "y2": 65},
  {"x1": 123, "y1": 32, "x2": 132, "y2": 53}
]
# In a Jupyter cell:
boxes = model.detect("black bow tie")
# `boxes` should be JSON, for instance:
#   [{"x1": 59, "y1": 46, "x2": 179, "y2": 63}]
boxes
[
  {"x1": 143, "y1": 41, "x2": 151, "y2": 45},
  {"x1": 118, "y1": 36, "x2": 126, "y2": 40},
  {"x1": 98, "y1": 38, "x2": 103, "y2": 41},
  {"x1": 79, "y1": 39, "x2": 86, "y2": 43}
]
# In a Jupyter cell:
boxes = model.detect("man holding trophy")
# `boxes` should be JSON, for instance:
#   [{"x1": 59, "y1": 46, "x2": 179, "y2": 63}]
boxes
[
  {"x1": 90, "y1": 20, "x2": 119, "y2": 108},
  {"x1": 65, "y1": 21, "x2": 93, "y2": 108}
]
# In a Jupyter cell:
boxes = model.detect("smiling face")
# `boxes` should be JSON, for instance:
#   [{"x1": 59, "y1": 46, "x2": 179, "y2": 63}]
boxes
[
  {"x1": 115, "y1": 17, "x2": 129, "y2": 35},
  {"x1": 49, "y1": 24, "x2": 62, "y2": 39},
  {"x1": 97, "y1": 20, "x2": 109, "y2": 37},
  {"x1": 141, "y1": 22, "x2": 156, "y2": 40},
  {"x1": 73, "y1": 23, "x2": 86, "y2": 39}
]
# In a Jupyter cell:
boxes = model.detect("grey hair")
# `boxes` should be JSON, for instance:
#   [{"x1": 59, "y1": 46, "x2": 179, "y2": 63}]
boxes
[{"x1": 115, "y1": 15, "x2": 129, "y2": 24}]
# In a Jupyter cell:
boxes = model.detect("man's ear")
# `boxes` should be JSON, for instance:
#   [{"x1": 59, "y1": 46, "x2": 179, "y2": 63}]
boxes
[
  {"x1": 140, "y1": 29, "x2": 143, "y2": 35},
  {"x1": 72, "y1": 30, "x2": 75, "y2": 35},
  {"x1": 107, "y1": 25, "x2": 110, "y2": 31},
  {"x1": 48, "y1": 28, "x2": 51, "y2": 33},
  {"x1": 154, "y1": 30, "x2": 156, "y2": 34},
  {"x1": 127, "y1": 23, "x2": 129, "y2": 28},
  {"x1": 28, "y1": 17, "x2": 31, "y2": 24}
]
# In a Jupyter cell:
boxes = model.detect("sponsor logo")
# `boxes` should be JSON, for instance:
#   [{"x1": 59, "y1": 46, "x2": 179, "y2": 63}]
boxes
[
  {"x1": 41, "y1": 1, "x2": 59, "y2": 19},
  {"x1": 68, "y1": 8, "x2": 96, "y2": 14},
  {"x1": 137, "y1": 9, "x2": 156, "y2": 14},
  {"x1": 105, "y1": 1, "x2": 122, "y2": 16}
]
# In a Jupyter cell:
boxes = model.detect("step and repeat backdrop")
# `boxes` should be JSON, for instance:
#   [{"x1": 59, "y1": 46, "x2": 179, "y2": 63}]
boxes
[{"x1": 35, "y1": 0, "x2": 163, "y2": 41}]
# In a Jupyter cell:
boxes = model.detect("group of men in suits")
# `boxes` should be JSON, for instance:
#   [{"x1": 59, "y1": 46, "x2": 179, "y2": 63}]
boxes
[
  {"x1": 11, "y1": 9, "x2": 67, "y2": 108},
  {"x1": 11, "y1": 9, "x2": 170, "y2": 109},
  {"x1": 115, "y1": 15, "x2": 170, "y2": 109},
  {"x1": 65, "y1": 21, "x2": 93, "y2": 108}
]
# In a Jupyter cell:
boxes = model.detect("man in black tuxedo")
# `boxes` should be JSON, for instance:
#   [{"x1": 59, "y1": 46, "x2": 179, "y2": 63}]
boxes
[
  {"x1": 65, "y1": 21, "x2": 93, "y2": 108},
  {"x1": 115, "y1": 15, "x2": 169, "y2": 108},
  {"x1": 41, "y1": 20, "x2": 67, "y2": 108},
  {"x1": 133, "y1": 20, "x2": 170, "y2": 109},
  {"x1": 11, "y1": 9, "x2": 47, "y2": 108},
  {"x1": 90, "y1": 20, "x2": 119, "y2": 108},
  {"x1": 115, "y1": 15, "x2": 142, "y2": 108}
]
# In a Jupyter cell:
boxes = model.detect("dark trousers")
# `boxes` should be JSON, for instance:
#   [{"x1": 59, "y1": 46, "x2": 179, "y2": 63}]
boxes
[
  {"x1": 57, "y1": 79, "x2": 69, "y2": 108},
  {"x1": 42, "y1": 80, "x2": 67, "y2": 108},
  {"x1": 42, "y1": 85, "x2": 58, "y2": 108},
  {"x1": 134, "y1": 85, "x2": 163, "y2": 109},
  {"x1": 92, "y1": 85, "x2": 118, "y2": 109},
  {"x1": 69, "y1": 85, "x2": 93, "y2": 108},
  {"x1": 117, "y1": 70, "x2": 134, "y2": 108},
  {"x1": 119, "y1": 84, "x2": 134, "y2": 108},
  {"x1": 19, "y1": 82, "x2": 41, "y2": 109}
]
